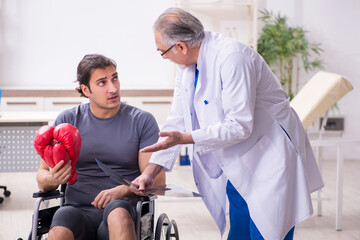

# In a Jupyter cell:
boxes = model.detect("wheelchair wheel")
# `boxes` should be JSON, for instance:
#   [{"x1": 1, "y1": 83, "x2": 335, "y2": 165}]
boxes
[
  {"x1": 155, "y1": 213, "x2": 169, "y2": 240},
  {"x1": 166, "y1": 219, "x2": 179, "y2": 240}
]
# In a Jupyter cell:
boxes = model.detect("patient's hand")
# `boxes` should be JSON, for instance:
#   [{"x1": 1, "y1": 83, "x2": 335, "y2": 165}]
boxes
[
  {"x1": 91, "y1": 185, "x2": 127, "y2": 209},
  {"x1": 49, "y1": 160, "x2": 72, "y2": 185}
]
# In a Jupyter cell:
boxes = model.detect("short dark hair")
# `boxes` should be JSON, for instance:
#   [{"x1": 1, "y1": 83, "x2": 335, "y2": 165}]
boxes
[{"x1": 76, "y1": 54, "x2": 117, "y2": 97}]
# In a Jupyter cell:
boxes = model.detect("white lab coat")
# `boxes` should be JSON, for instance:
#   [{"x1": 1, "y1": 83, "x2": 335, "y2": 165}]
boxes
[{"x1": 150, "y1": 31, "x2": 324, "y2": 240}]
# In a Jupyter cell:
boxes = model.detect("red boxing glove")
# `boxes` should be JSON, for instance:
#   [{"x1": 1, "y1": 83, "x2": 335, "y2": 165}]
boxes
[{"x1": 34, "y1": 123, "x2": 81, "y2": 184}]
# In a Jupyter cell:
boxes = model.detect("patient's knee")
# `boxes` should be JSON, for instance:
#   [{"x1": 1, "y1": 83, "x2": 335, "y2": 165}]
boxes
[
  {"x1": 48, "y1": 226, "x2": 74, "y2": 240},
  {"x1": 108, "y1": 207, "x2": 133, "y2": 225},
  {"x1": 107, "y1": 208, "x2": 136, "y2": 240}
]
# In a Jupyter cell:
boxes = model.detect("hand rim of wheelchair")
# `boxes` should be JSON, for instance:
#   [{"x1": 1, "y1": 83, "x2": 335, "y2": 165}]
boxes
[{"x1": 155, "y1": 213, "x2": 179, "y2": 240}]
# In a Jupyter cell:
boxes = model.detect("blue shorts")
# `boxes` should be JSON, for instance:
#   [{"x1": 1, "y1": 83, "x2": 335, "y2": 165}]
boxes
[
  {"x1": 50, "y1": 198, "x2": 138, "y2": 240},
  {"x1": 226, "y1": 181, "x2": 295, "y2": 240}
]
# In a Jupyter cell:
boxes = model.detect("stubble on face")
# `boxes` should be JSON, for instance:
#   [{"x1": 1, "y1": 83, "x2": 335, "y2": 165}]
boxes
[{"x1": 87, "y1": 66, "x2": 121, "y2": 118}]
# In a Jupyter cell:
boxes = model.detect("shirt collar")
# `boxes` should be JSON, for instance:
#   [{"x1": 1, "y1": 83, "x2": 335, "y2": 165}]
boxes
[{"x1": 196, "y1": 30, "x2": 211, "y2": 73}]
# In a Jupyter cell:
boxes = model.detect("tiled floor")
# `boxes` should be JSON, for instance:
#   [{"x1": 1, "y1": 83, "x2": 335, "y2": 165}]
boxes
[{"x1": 1, "y1": 160, "x2": 360, "y2": 240}]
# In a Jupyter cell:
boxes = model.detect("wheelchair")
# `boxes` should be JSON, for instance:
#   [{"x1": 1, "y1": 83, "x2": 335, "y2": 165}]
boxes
[{"x1": 22, "y1": 184, "x2": 179, "y2": 240}]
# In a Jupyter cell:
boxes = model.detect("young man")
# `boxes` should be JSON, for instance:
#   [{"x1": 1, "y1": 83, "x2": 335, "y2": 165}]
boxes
[
  {"x1": 36, "y1": 54, "x2": 165, "y2": 240},
  {"x1": 131, "y1": 7, "x2": 324, "y2": 240}
]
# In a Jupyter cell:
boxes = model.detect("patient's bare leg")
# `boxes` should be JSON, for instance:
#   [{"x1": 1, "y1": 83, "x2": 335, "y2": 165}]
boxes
[
  {"x1": 47, "y1": 226, "x2": 74, "y2": 240},
  {"x1": 108, "y1": 207, "x2": 136, "y2": 240}
]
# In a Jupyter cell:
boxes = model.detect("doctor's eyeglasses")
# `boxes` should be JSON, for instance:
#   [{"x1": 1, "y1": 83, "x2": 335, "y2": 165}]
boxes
[{"x1": 159, "y1": 44, "x2": 176, "y2": 56}]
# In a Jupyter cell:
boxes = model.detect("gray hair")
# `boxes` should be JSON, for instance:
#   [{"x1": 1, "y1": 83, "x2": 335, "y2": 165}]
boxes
[{"x1": 153, "y1": 7, "x2": 205, "y2": 47}]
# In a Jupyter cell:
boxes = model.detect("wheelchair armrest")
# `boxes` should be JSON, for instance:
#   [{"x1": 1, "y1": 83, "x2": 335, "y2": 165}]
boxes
[
  {"x1": 32, "y1": 184, "x2": 67, "y2": 199},
  {"x1": 32, "y1": 190, "x2": 62, "y2": 199},
  {"x1": 139, "y1": 195, "x2": 157, "y2": 202}
]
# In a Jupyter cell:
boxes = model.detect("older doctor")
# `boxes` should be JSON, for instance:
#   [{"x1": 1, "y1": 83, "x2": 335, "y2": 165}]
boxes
[{"x1": 132, "y1": 7, "x2": 324, "y2": 240}]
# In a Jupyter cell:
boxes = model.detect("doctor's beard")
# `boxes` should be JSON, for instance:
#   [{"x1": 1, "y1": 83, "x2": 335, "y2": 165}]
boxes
[
  {"x1": 176, "y1": 64, "x2": 187, "y2": 70},
  {"x1": 168, "y1": 49, "x2": 191, "y2": 69},
  {"x1": 169, "y1": 48, "x2": 187, "y2": 69},
  {"x1": 167, "y1": 59, "x2": 187, "y2": 70}
]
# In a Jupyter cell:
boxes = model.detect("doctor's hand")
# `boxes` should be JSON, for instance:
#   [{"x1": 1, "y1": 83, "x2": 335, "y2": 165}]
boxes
[
  {"x1": 130, "y1": 172, "x2": 154, "y2": 196},
  {"x1": 140, "y1": 131, "x2": 194, "y2": 153},
  {"x1": 130, "y1": 163, "x2": 164, "y2": 196}
]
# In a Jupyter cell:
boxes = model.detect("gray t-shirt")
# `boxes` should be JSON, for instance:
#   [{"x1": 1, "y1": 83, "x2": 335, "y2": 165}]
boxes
[{"x1": 53, "y1": 102, "x2": 159, "y2": 206}]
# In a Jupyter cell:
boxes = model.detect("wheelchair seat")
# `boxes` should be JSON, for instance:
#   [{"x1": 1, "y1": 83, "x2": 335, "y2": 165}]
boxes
[{"x1": 21, "y1": 184, "x2": 179, "y2": 240}]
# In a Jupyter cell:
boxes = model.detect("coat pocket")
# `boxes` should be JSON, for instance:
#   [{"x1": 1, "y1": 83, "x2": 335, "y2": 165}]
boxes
[
  {"x1": 195, "y1": 152, "x2": 223, "y2": 179},
  {"x1": 198, "y1": 95, "x2": 223, "y2": 125},
  {"x1": 241, "y1": 135, "x2": 285, "y2": 182}
]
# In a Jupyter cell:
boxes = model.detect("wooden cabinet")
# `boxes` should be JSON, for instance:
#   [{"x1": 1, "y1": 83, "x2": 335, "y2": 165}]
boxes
[
  {"x1": 1, "y1": 97, "x2": 89, "y2": 112},
  {"x1": 0, "y1": 97, "x2": 44, "y2": 112},
  {"x1": 121, "y1": 96, "x2": 173, "y2": 126},
  {"x1": 136, "y1": 97, "x2": 173, "y2": 127},
  {"x1": 43, "y1": 97, "x2": 89, "y2": 111},
  {"x1": 0, "y1": 96, "x2": 172, "y2": 127}
]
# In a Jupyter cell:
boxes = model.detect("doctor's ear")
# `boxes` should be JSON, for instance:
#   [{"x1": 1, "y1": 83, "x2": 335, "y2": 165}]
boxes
[{"x1": 177, "y1": 42, "x2": 188, "y2": 54}]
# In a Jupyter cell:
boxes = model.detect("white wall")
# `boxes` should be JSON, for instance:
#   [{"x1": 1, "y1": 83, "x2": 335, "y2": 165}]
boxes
[
  {"x1": 1, "y1": 0, "x2": 359, "y2": 159},
  {"x1": 0, "y1": 0, "x2": 257, "y2": 90},
  {"x1": 262, "y1": 0, "x2": 360, "y2": 160},
  {"x1": 0, "y1": 0, "x2": 175, "y2": 90}
]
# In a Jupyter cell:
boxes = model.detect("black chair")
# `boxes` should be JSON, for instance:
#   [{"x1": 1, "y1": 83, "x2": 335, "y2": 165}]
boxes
[
  {"x1": 21, "y1": 184, "x2": 179, "y2": 240},
  {"x1": 0, "y1": 185, "x2": 11, "y2": 204}
]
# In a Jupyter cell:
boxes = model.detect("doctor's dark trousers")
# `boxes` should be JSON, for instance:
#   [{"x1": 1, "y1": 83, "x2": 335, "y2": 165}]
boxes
[{"x1": 226, "y1": 181, "x2": 295, "y2": 240}]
